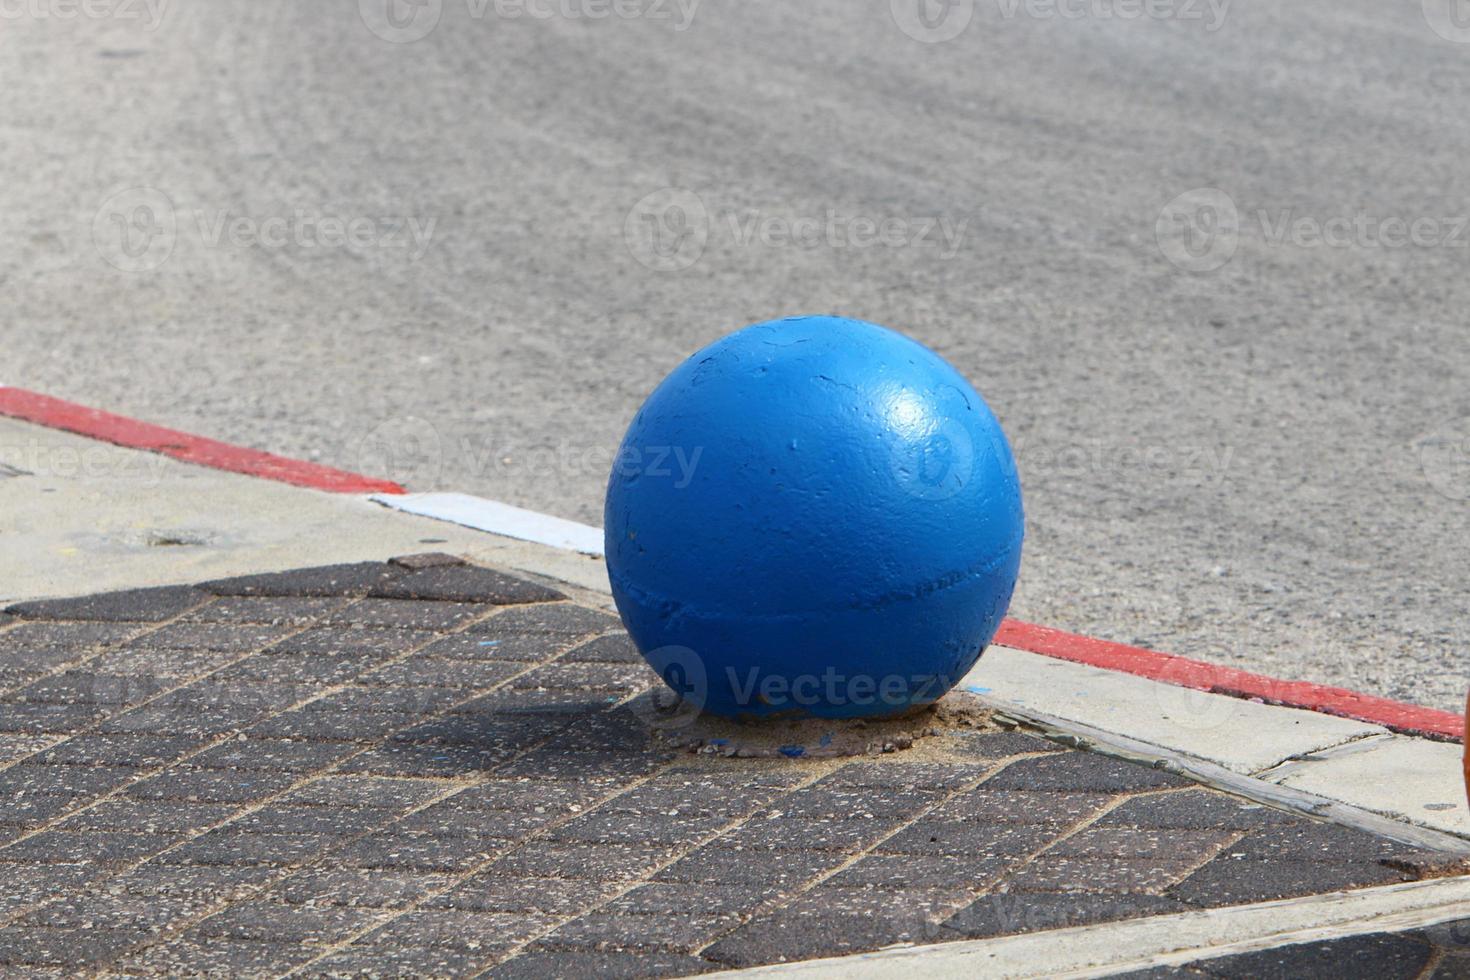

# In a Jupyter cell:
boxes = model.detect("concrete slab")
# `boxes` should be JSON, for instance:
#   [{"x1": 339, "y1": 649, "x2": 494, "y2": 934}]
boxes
[
  {"x1": 0, "y1": 418, "x2": 611, "y2": 602},
  {"x1": 965, "y1": 646, "x2": 1387, "y2": 775},
  {"x1": 1265, "y1": 736, "x2": 1470, "y2": 839}
]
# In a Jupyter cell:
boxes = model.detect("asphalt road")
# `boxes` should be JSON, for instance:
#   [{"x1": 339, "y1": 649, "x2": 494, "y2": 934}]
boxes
[{"x1": 4, "y1": 0, "x2": 1469, "y2": 709}]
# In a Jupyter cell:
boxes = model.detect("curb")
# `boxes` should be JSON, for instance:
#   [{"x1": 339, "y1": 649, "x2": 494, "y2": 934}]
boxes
[{"x1": 3, "y1": 387, "x2": 1462, "y2": 743}]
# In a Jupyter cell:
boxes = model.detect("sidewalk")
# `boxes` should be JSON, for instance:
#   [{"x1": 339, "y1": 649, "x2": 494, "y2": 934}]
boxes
[{"x1": 1, "y1": 400, "x2": 1466, "y2": 978}]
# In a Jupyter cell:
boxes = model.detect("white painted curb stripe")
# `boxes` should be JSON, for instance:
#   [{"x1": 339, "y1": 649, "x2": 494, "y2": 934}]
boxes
[
  {"x1": 369, "y1": 492, "x2": 605, "y2": 556},
  {"x1": 696, "y1": 876, "x2": 1470, "y2": 980}
]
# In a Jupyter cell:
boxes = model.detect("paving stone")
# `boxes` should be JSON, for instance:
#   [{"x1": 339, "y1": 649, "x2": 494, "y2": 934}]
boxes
[
  {"x1": 429, "y1": 875, "x2": 620, "y2": 915},
  {"x1": 304, "y1": 943, "x2": 499, "y2": 978},
  {"x1": 322, "y1": 599, "x2": 484, "y2": 632},
  {"x1": 269, "y1": 626, "x2": 437, "y2": 657},
  {"x1": 788, "y1": 884, "x2": 970, "y2": 919},
  {"x1": 0, "y1": 925, "x2": 138, "y2": 967},
  {"x1": 395, "y1": 803, "x2": 561, "y2": 839},
  {"x1": 654, "y1": 846, "x2": 845, "y2": 887},
  {"x1": 186, "y1": 738, "x2": 359, "y2": 772},
  {"x1": 150, "y1": 680, "x2": 306, "y2": 713},
  {"x1": 228, "y1": 804, "x2": 395, "y2": 837},
  {"x1": 434, "y1": 778, "x2": 604, "y2": 814},
  {"x1": 0, "y1": 703, "x2": 108, "y2": 734},
  {"x1": 824, "y1": 853, "x2": 1012, "y2": 891},
  {"x1": 118, "y1": 936, "x2": 318, "y2": 976},
  {"x1": 495, "y1": 746, "x2": 670, "y2": 781},
  {"x1": 471, "y1": 604, "x2": 621, "y2": 636},
  {"x1": 81, "y1": 645, "x2": 224, "y2": 679},
  {"x1": 6, "y1": 671, "x2": 168, "y2": 706},
  {"x1": 1051, "y1": 826, "x2": 1239, "y2": 860},
  {"x1": 715, "y1": 816, "x2": 905, "y2": 853},
  {"x1": 598, "y1": 770, "x2": 805, "y2": 821},
  {"x1": 0, "y1": 732, "x2": 52, "y2": 761},
  {"x1": 198, "y1": 562, "x2": 402, "y2": 598},
  {"x1": 824, "y1": 761, "x2": 991, "y2": 790},
  {"x1": 509, "y1": 662, "x2": 654, "y2": 692},
  {"x1": 362, "y1": 908, "x2": 550, "y2": 948},
  {"x1": 279, "y1": 776, "x2": 447, "y2": 810},
  {"x1": 99, "y1": 702, "x2": 274, "y2": 737},
  {"x1": 986, "y1": 753, "x2": 1191, "y2": 793},
  {"x1": 4, "y1": 586, "x2": 209, "y2": 623},
  {"x1": 218, "y1": 651, "x2": 383, "y2": 686},
  {"x1": 184, "y1": 596, "x2": 344, "y2": 626},
  {"x1": 196, "y1": 898, "x2": 377, "y2": 943},
  {"x1": 603, "y1": 882, "x2": 776, "y2": 918},
  {"x1": 703, "y1": 902, "x2": 945, "y2": 967},
  {"x1": 549, "y1": 810, "x2": 727, "y2": 847},
  {"x1": 485, "y1": 950, "x2": 717, "y2": 979},
  {"x1": 1170, "y1": 856, "x2": 1410, "y2": 905},
  {"x1": 0, "y1": 621, "x2": 141, "y2": 654},
  {"x1": 1004, "y1": 856, "x2": 1199, "y2": 894},
  {"x1": 774, "y1": 782, "x2": 946, "y2": 820},
  {"x1": 559, "y1": 633, "x2": 643, "y2": 664},
  {"x1": 160, "y1": 829, "x2": 348, "y2": 867},
  {"x1": 0, "y1": 863, "x2": 106, "y2": 907},
  {"x1": 109, "y1": 862, "x2": 276, "y2": 898},
  {"x1": 363, "y1": 656, "x2": 522, "y2": 690},
  {"x1": 877, "y1": 818, "x2": 1066, "y2": 858},
  {"x1": 274, "y1": 868, "x2": 453, "y2": 909},
  {"x1": 492, "y1": 842, "x2": 677, "y2": 882},
  {"x1": 122, "y1": 621, "x2": 291, "y2": 653},
  {"x1": 306, "y1": 684, "x2": 464, "y2": 715},
  {"x1": 0, "y1": 761, "x2": 137, "y2": 795},
  {"x1": 126, "y1": 769, "x2": 297, "y2": 803},
  {"x1": 939, "y1": 891, "x2": 1195, "y2": 939},
  {"x1": 1430, "y1": 953, "x2": 1470, "y2": 979},
  {"x1": 928, "y1": 789, "x2": 1113, "y2": 825},
  {"x1": 1219, "y1": 821, "x2": 1414, "y2": 864},
  {"x1": 451, "y1": 689, "x2": 626, "y2": 717},
  {"x1": 60, "y1": 799, "x2": 237, "y2": 833},
  {"x1": 390, "y1": 552, "x2": 467, "y2": 570},
  {"x1": 1097, "y1": 790, "x2": 1304, "y2": 831},
  {"x1": 1418, "y1": 918, "x2": 1470, "y2": 956},
  {"x1": 246, "y1": 709, "x2": 418, "y2": 743},
  {"x1": 948, "y1": 729, "x2": 1066, "y2": 759},
  {"x1": 536, "y1": 910, "x2": 731, "y2": 952},
  {"x1": 368, "y1": 564, "x2": 563, "y2": 604},
  {"x1": 23, "y1": 891, "x2": 213, "y2": 930},
  {"x1": 418, "y1": 632, "x2": 570, "y2": 663},
  {"x1": 335, "y1": 743, "x2": 517, "y2": 777},
  {"x1": 0, "y1": 829, "x2": 176, "y2": 866},
  {"x1": 332, "y1": 832, "x2": 509, "y2": 872},
  {"x1": 0, "y1": 794, "x2": 88, "y2": 825},
  {"x1": 1184, "y1": 931, "x2": 1437, "y2": 979}
]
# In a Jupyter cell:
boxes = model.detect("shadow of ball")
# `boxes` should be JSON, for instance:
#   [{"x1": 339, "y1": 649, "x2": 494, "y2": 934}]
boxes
[{"x1": 605, "y1": 315, "x2": 1024, "y2": 719}]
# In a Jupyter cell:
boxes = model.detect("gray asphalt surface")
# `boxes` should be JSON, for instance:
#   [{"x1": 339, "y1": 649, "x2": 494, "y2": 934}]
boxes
[{"x1": 4, "y1": 0, "x2": 1469, "y2": 709}]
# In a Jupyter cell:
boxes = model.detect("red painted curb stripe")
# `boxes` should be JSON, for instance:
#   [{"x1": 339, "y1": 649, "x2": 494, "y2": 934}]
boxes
[
  {"x1": 995, "y1": 619, "x2": 1465, "y2": 742},
  {"x1": 0, "y1": 387, "x2": 405, "y2": 495}
]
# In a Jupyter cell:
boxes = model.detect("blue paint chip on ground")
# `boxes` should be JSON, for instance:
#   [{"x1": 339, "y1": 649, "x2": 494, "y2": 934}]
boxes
[
  {"x1": 966, "y1": 685, "x2": 992, "y2": 694},
  {"x1": 778, "y1": 745, "x2": 805, "y2": 758}
]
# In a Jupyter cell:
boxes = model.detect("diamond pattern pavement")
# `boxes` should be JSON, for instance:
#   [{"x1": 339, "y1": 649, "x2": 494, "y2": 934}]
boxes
[{"x1": 0, "y1": 557, "x2": 1459, "y2": 978}]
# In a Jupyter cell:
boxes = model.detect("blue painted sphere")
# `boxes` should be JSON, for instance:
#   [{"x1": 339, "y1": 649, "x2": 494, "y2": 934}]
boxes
[{"x1": 605, "y1": 315, "x2": 1024, "y2": 719}]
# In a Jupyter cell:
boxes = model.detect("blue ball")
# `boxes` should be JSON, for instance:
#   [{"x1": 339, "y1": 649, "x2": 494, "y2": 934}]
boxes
[{"x1": 605, "y1": 315, "x2": 1023, "y2": 719}]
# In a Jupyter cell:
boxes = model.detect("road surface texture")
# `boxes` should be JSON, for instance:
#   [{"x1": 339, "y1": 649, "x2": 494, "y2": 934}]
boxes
[
  {"x1": 3, "y1": 0, "x2": 1469, "y2": 708},
  {"x1": 0, "y1": 555, "x2": 1459, "y2": 976}
]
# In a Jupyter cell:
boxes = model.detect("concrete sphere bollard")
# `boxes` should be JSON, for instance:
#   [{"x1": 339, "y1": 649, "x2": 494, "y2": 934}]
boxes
[{"x1": 605, "y1": 315, "x2": 1024, "y2": 719}]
